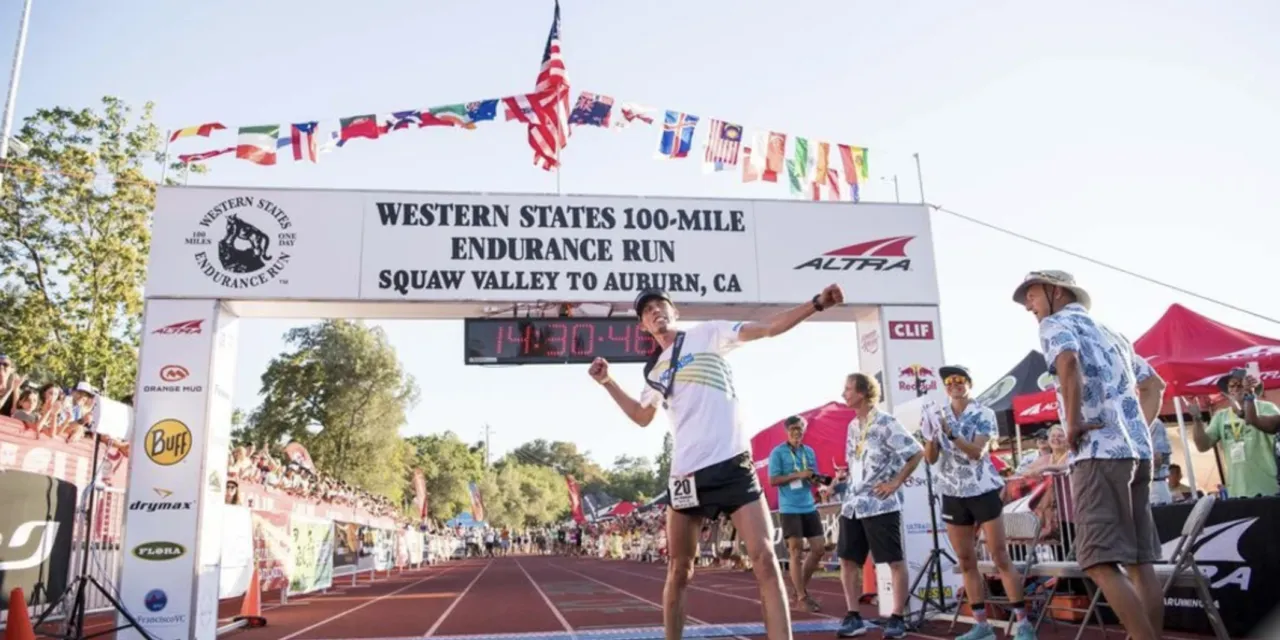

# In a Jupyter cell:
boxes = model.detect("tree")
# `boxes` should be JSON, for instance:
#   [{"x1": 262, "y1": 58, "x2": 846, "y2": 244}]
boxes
[
  {"x1": 605, "y1": 454, "x2": 659, "y2": 502},
  {"x1": 0, "y1": 97, "x2": 200, "y2": 397},
  {"x1": 476, "y1": 461, "x2": 569, "y2": 527},
  {"x1": 244, "y1": 320, "x2": 419, "y2": 500},
  {"x1": 655, "y1": 432, "x2": 673, "y2": 486},
  {"x1": 404, "y1": 431, "x2": 485, "y2": 521},
  {"x1": 510, "y1": 439, "x2": 606, "y2": 484}
]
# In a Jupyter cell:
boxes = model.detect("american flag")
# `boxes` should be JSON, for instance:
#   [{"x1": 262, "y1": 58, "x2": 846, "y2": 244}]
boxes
[
  {"x1": 704, "y1": 119, "x2": 743, "y2": 170},
  {"x1": 524, "y1": 0, "x2": 569, "y2": 171}
]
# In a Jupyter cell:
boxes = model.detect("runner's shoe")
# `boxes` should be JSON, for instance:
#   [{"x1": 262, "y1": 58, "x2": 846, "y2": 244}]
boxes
[
  {"x1": 802, "y1": 593, "x2": 821, "y2": 612},
  {"x1": 882, "y1": 616, "x2": 907, "y2": 638},
  {"x1": 1013, "y1": 620, "x2": 1038, "y2": 640},
  {"x1": 834, "y1": 613, "x2": 867, "y2": 637},
  {"x1": 957, "y1": 622, "x2": 996, "y2": 640}
]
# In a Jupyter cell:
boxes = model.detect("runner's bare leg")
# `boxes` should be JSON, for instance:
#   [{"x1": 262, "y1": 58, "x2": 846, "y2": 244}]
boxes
[
  {"x1": 731, "y1": 496, "x2": 794, "y2": 640},
  {"x1": 664, "y1": 508, "x2": 702, "y2": 640}
]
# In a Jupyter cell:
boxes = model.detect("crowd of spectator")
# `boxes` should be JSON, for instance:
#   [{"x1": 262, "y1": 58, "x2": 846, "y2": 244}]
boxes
[
  {"x1": 224, "y1": 443, "x2": 405, "y2": 521},
  {"x1": 0, "y1": 354, "x2": 113, "y2": 444}
]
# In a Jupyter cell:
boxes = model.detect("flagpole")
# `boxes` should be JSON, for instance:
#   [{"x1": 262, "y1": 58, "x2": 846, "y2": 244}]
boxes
[
  {"x1": 0, "y1": 0, "x2": 34, "y2": 168},
  {"x1": 912, "y1": 152, "x2": 927, "y2": 205}
]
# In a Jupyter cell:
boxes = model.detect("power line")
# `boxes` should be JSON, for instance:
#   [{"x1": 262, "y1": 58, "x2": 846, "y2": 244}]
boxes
[{"x1": 931, "y1": 204, "x2": 1280, "y2": 327}]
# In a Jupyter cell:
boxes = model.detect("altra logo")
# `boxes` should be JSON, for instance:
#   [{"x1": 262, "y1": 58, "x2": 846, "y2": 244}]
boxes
[
  {"x1": 159, "y1": 365, "x2": 189, "y2": 382},
  {"x1": 152, "y1": 320, "x2": 203, "y2": 335},
  {"x1": 0, "y1": 521, "x2": 60, "y2": 571},
  {"x1": 1187, "y1": 369, "x2": 1277, "y2": 389},
  {"x1": 888, "y1": 321, "x2": 934, "y2": 340},
  {"x1": 794, "y1": 236, "x2": 914, "y2": 272},
  {"x1": 1159, "y1": 517, "x2": 1257, "y2": 589},
  {"x1": 1206, "y1": 346, "x2": 1280, "y2": 361},
  {"x1": 1019, "y1": 400, "x2": 1059, "y2": 417}
]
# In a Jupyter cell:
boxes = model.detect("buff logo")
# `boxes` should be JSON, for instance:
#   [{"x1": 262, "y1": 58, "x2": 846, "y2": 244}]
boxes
[{"x1": 144, "y1": 419, "x2": 193, "y2": 466}]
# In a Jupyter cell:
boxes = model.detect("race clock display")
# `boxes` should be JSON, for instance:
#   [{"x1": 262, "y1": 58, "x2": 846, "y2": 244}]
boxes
[{"x1": 463, "y1": 317, "x2": 659, "y2": 365}]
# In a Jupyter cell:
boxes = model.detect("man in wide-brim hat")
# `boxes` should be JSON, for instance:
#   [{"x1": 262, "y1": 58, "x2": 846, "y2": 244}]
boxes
[
  {"x1": 1012, "y1": 270, "x2": 1167, "y2": 640},
  {"x1": 1188, "y1": 367, "x2": 1280, "y2": 499}
]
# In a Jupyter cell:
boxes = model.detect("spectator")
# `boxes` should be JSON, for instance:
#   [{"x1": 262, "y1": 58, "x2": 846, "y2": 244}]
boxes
[
  {"x1": 0, "y1": 354, "x2": 24, "y2": 416},
  {"x1": 1166, "y1": 464, "x2": 1194, "y2": 503},
  {"x1": 226, "y1": 478, "x2": 242, "y2": 505},
  {"x1": 1015, "y1": 425, "x2": 1070, "y2": 477}
]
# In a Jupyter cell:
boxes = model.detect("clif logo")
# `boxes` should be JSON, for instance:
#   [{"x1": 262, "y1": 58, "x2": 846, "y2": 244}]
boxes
[
  {"x1": 897, "y1": 364, "x2": 938, "y2": 396},
  {"x1": 152, "y1": 320, "x2": 203, "y2": 335},
  {"x1": 795, "y1": 236, "x2": 914, "y2": 272},
  {"x1": 159, "y1": 365, "x2": 189, "y2": 382},
  {"x1": 888, "y1": 321, "x2": 934, "y2": 340}
]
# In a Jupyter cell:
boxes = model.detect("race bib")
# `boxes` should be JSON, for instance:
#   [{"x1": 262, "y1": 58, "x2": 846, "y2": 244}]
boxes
[
  {"x1": 789, "y1": 479, "x2": 803, "y2": 489},
  {"x1": 1230, "y1": 441, "x2": 1247, "y2": 464},
  {"x1": 670, "y1": 475, "x2": 699, "y2": 509}
]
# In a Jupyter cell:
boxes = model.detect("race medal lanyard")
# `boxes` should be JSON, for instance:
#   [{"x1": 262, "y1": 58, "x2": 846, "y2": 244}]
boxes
[
  {"x1": 1224, "y1": 410, "x2": 1248, "y2": 464},
  {"x1": 788, "y1": 446, "x2": 808, "y2": 489},
  {"x1": 651, "y1": 333, "x2": 700, "y2": 510}
]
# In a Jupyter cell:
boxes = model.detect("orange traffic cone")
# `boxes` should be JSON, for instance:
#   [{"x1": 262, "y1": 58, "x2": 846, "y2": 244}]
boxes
[
  {"x1": 860, "y1": 558, "x2": 878, "y2": 604},
  {"x1": 233, "y1": 569, "x2": 268, "y2": 628},
  {"x1": 6, "y1": 588, "x2": 36, "y2": 640}
]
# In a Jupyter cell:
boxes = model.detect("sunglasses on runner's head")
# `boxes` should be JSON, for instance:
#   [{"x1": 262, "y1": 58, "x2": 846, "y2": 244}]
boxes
[{"x1": 944, "y1": 375, "x2": 969, "y2": 386}]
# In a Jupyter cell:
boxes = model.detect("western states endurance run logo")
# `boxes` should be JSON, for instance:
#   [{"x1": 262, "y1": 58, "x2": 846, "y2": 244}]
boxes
[{"x1": 186, "y1": 196, "x2": 295, "y2": 289}]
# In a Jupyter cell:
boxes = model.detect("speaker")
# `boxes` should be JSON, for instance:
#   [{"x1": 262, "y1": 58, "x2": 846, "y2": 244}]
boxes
[{"x1": 0, "y1": 470, "x2": 78, "y2": 607}]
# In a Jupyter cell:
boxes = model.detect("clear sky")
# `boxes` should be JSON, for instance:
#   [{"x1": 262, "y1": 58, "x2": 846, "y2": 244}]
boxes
[{"x1": 6, "y1": 1, "x2": 1278, "y2": 469}]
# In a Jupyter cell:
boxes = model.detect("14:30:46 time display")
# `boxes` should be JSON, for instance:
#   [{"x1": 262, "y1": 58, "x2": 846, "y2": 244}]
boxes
[{"x1": 463, "y1": 318, "x2": 659, "y2": 365}]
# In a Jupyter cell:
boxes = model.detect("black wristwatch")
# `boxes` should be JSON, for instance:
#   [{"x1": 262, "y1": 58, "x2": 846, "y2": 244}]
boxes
[
  {"x1": 947, "y1": 433, "x2": 958, "y2": 441},
  {"x1": 811, "y1": 294, "x2": 825, "y2": 311}
]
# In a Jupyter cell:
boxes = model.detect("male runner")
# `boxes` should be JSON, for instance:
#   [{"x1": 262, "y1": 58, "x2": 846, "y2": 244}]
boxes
[
  {"x1": 924, "y1": 365, "x2": 1034, "y2": 640},
  {"x1": 768, "y1": 415, "x2": 827, "y2": 612},
  {"x1": 1013, "y1": 270, "x2": 1165, "y2": 640},
  {"x1": 835, "y1": 373, "x2": 922, "y2": 638},
  {"x1": 589, "y1": 284, "x2": 844, "y2": 640}
]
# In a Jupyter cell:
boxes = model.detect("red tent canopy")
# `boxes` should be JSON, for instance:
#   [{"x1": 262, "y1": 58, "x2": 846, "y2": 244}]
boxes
[
  {"x1": 750, "y1": 401, "x2": 855, "y2": 510},
  {"x1": 1012, "y1": 304, "x2": 1280, "y2": 425},
  {"x1": 607, "y1": 501, "x2": 637, "y2": 518}
]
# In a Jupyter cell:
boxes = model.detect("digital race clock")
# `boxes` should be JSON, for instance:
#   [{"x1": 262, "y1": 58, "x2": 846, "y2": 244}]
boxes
[{"x1": 463, "y1": 317, "x2": 659, "y2": 365}]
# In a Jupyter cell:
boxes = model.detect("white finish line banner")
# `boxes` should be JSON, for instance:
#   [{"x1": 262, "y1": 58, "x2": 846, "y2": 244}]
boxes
[{"x1": 145, "y1": 187, "x2": 941, "y2": 307}]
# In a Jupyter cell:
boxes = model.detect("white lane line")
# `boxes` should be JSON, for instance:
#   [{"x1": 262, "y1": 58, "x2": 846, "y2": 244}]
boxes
[
  {"x1": 598, "y1": 564, "x2": 840, "y2": 621},
  {"x1": 423, "y1": 560, "x2": 492, "y2": 637},
  {"x1": 515, "y1": 558, "x2": 575, "y2": 633},
  {"x1": 553, "y1": 565, "x2": 751, "y2": 640},
  {"x1": 277, "y1": 565, "x2": 458, "y2": 640}
]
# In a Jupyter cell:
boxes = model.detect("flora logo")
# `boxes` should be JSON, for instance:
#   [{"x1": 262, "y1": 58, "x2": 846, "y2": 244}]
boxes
[
  {"x1": 132, "y1": 541, "x2": 185, "y2": 561},
  {"x1": 794, "y1": 236, "x2": 914, "y2": 272}
]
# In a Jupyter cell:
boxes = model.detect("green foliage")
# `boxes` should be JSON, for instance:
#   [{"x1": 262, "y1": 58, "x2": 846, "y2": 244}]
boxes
[
  {"x1": 404, "y1": 431, "x2": 485, "y2": 520},
  {"x1": 476, "y1": 461, "x2": 570, "y2": 527},
  {"x1": 603, "y1": 454, "x2": 660, "y2": 502},
  {"x1": 0, "y1": 96, "x2": 189, "y2": 397},
  {"x1": 243, "y1": 320, "x2": 419, "y2": 500}
]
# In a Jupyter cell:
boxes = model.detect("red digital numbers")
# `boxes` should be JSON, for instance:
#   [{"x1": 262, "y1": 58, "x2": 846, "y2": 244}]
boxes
[
  {"x1": 500, "y1": 323, "x2": 533, "y2": 355},
  {"x1": 635, "y1": 329, "x2": 657, "y2": 356},
  {"x1": 544, "y1": 323, "x2": 568, "y2": 356},
  {"x1": 570, "y1": 323, "x2": 595, "y2": 356},
  {"x1": 606, "y1": 323, "x2": 631, "y2": 354}
]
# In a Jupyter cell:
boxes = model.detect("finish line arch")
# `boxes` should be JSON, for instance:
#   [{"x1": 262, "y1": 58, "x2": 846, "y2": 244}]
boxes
[{"x1": 118, "y1": 186, "x2": 949, "y2": 640}]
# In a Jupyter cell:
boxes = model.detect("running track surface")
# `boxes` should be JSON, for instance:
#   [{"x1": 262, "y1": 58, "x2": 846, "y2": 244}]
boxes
[{"x1": 69, "y1": 556, "x2": 1212, "y2": 640}]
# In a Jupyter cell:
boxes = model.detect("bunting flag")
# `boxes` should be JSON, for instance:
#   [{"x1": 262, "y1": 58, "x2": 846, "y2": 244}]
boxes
[
  {"x1": 568, "y1": 92, "x2": 613, "y2": 128},
  {"x1": 565, "y1": 474, "x2": 586, "y2": 523},
  {"x1": 422, "y1": 100, "x2": 498, "y2": 128},
  {"x1": 837, "y1": 144, "x2": 868, "y2": 203},
  {"x1": 786, "y1": 137, "x2": 810, "y2": 195},
  {"x1": 467, "y1": 481, "x2": 486, "y2": 522},
  {"x1": 236, "y1": 125, "x2": 279, "y2": 166},
  {"x1": 812, "y1": 167, "x2": 842, "y2": 201},
  {"x1": 741, "y1": 132, "x2": 766, "y2": 182},
  {"x1": 503, "y1": 94, "x2": 537, "y2": 123},
  {"x1": 762, "y1": 132, "x2": 786, "y2": 182},
  {"x1": 523, "y1": 0, "x2": 570, "y2": 170},
  {"x1": 381, "y1": 111, "x2": 423, "y2": 133},
  {"x1": 169, "y1": 122, "x2": 225, "y2": 143},
  {"x1": 339, "y1": 115, "x2": 380, "y2": 144},
  {"x1": 614, "y1": 102, "x2": 655, "y2": 128},
  {"x1": 291, "y1": 122, "x2": 318, "y2": 163},
  {"x1": 703, "y1": 119, "x2": 742, "y2": 171},
  {"x1": 412, "y1": 469, "x2": 429, "y2": 519},
  {"x1": 178, "y1": 146, "x2": 234, "y2": 164},
  {"x1": 658, "y1": 110, "x2": 698, "y2": 159}
]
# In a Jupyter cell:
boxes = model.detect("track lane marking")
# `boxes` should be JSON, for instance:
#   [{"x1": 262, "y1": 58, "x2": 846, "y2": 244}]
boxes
[
  {"x1": 277, "y1": 565, "x2": 461, "y2": 640},
  {"x1": 515, "y1": 558, "x2": 575, "y2": 633},
  {"x1": 423, "y1": 560, "x2": 492, "y2": 637}
]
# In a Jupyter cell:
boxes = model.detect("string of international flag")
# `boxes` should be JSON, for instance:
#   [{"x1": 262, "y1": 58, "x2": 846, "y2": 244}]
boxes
[{"x1": 164, "y1": 0, "x2": 872, "y2": 202}]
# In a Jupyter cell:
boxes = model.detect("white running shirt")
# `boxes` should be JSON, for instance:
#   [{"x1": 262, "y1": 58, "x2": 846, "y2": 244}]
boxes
[{"x1": 640, "y1": 321, "x2": 749, "y2": 477}]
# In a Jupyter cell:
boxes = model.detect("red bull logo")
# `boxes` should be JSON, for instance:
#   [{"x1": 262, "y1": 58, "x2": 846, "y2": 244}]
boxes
[{"x1": 897, "y1": 364, "x2": 938, "y2": 396}]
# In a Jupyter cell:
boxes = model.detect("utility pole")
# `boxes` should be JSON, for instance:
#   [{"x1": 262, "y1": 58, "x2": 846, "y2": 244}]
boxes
[{"x1": 0, "y1": 0, "x2": 33, "y2": 166}]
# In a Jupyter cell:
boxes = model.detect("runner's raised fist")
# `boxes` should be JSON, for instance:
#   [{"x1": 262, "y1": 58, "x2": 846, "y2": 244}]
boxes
[
  {"x1": 588, "y1": 357, "x2": 610, "y2": 383},
  {"x1": 819, "y1": 284, "x2": 844, "y2": 308}
]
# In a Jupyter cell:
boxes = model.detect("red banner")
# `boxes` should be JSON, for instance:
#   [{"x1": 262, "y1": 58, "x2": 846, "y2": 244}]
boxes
[
  {"x1": 565, "y1": 475, "x2": 585, "y2": 523},
  {"x1": 252, "y1": 510, "x2": 291, "y2": 593},
  {"x1": 412, "y1": 469, "x2": 428, "y2": 519},
  {"x1": 395, "y1": 530, "x2": 410, "y2": 568},
  {"x1": 468, "y1": 481, "x2": 486, "y2": 522},
  {"x1": 282, "y1": 441, "x2": 317, "y2": 474}
]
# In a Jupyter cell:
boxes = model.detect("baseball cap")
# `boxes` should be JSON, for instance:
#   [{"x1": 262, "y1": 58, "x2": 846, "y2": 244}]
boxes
[{"x1": 633, "y1": 288, "x2": 673, "y2": 316}]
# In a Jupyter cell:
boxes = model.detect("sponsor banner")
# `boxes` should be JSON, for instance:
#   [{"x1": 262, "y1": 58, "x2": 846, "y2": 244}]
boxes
[
  {"x1": 357, "y1": 526, "x2": 377, "y2": 572},
  {"x1": 333, "y1": 522, "x2": 360, "y2": 571},
  {"x1": 406, "y1": 529, "x2": 424, "y2": 566},
  {"x1": 218, "y1": 505, "x2": 254, "y2": 599},
  {"x1": 0, "y1": 417, "x2": 129, "y2": 489},
  {"x1": 238, "y1": 483, "x2": 396, "y2": 529},
  {"x1": 146, "y1": 187, "x2": 940, "y2": 308},
  {"x1": 0, "y1": 471, "x2": 77, "y2": 608},
  {"x1": 394, "y1": 530, "x2": 410, "y2": 568},
  {"x1": 373, "y1": 528, "x2": 393, "y2": 571},
  {"x1": 1012, "y1": 390, "x2": 1058, "y2": 425},
  {"x1": 288, "y1": 515, "x2": 334, "y2": 595},
  {"x1": 251, "y1": 511, "x2": 291, "y2": 593},
  {"x1": 855, "y1": 308, "x2": 886, "y2": 402},
  {"x1": 119, "y1": 299, "x2": 222, "y2": 640},
  {"x1": 893, "y1": 397, "x2": 963, "y2": 610},
  {"x1": 879, "y1": 306, "x2": 946, "y2": 411},
  {"x1": 1154, "y1": 497, "x2": 1280, "y2": 637}
]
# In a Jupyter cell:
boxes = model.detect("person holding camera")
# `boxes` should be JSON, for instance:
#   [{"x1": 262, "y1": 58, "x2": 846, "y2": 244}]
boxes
[
  {"x1": 768, "y1": 415, "x2": 830, "y2": 612},
  {"x1": 589, "y1": 284, "x2": 844, "y2": 640},
  {"x1": 923, "y1": 365, "x2": 1035, "y2": 640}
]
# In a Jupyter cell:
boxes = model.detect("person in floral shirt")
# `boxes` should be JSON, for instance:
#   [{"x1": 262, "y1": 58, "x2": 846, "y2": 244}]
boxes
[
  {"x1": 1013, "y1": 270, "x2": 1167, "y2": 640},
  {"x1": 924, "y1": 365, "x2": 1034, "y2": 640},
  {"x1": 833, "y1": 373, "x2": 923, "y2": 639}
]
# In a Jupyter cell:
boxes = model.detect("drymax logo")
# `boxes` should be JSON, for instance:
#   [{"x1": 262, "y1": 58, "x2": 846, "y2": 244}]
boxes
[
  {"x1": 152, "y1": 320, "x2": 203, "y2": 335},
  {"x1": 129, "y1": 488, "x2": 192, "y2": 513},
  {"x1": 794, "y1": 236, "x2": 914, "y2": 272}
]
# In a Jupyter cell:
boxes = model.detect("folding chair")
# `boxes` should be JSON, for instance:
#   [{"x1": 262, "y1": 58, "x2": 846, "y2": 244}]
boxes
[
  {"x1": 949, "y1": 510, "x2": 1045, "y2": 635},
  {"x1": 1152, "y1": 494, "x2": 1228, "y2": 639}
]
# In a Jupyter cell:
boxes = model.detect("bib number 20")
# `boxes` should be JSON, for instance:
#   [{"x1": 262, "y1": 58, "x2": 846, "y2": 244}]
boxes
[{"x1": 669, "y1": 476, "x2": 699, "y2": 510}]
